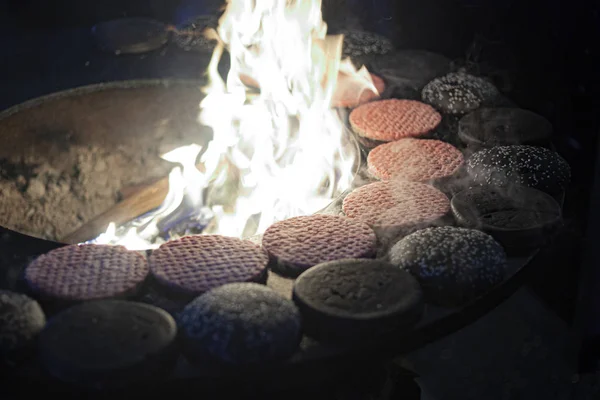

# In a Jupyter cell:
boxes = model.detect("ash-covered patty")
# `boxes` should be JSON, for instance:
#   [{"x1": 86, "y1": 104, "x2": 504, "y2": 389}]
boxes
[
  {"x1": 422, "y1": 72, "x2": 500, "y2": 115},
  {"x1": 25, "y1": 244, "x2": 149, "y2": 302},
  {"x1": 466, "y1": 145, "x2": 571, "y2": 196},
  {"x1": 292, "y1": 259, "x2": 423, "y2": 343},
  {"x1": 262, "y1": 214, "x2": 377, "y2": 278},
  {"x1": 340, "y1": 30, "x2": 394, "y2": 66},
  {"x1": 349, "y1": 99, "x2": 442, "y2": 144},
  {"x1": 0, "y1": 291, "x2": 46, "y2": 358},
  {"x1": 342, "y1": 180, "x2": 450, "y2": 231},
  {"x1": 389, "y1": 226, "x2": 507, "y2": 306},
  {"x1": 451, "y1": 185, "x2": 562, "y2": 253},
  {"x1": 458, "y1": 108, "x2": 553, "y2": 148},
  {"x1": 39, "y1": 300, "x2": 177, "y2": 388},
  {"x1": 367, "y1": 138, "x2": 464, "y2": 182},
  {"x1": 332, "y1": 73, "x2": 386, "y2": 109},
  {"x1": 367, "y1": 50, "x2": 452, "y2": 91},
  {"x1": 149, "y1": 235, "x2": 269, "y2": 299},
  {"x1": 178, "y1": 283, "x2": 301, "y2": 366}
]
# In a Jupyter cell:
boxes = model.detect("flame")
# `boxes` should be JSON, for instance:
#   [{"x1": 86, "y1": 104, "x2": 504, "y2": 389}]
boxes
[
  {"x1": 91, "y1": 145, "x2": 205, "y2": 250},
  {"x1": 332, "y1": 58, "x2": 380, "y2": 106},
  {"x1": 90, "y1": 0, "x2": 360, "y2": 249}
]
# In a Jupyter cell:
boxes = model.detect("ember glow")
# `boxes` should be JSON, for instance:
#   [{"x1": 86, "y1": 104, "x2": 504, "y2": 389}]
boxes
[{"x1": 90, "y1": 0, "x2": 364, "y2": 249}]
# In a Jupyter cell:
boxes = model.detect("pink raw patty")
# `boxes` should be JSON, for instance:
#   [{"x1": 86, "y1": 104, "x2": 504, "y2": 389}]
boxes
[
  {"x1": 367, "y1": 138, "x2": 464, "y2": 181},
  {"x1": 342, "y1": 180, "x2": 450, "y2": 229},
  {"x1": 349, "y1": 99, "x2": 442, "y2": 142},
  {"x1": 149, "y1": 235, "x2": 268, "y2": 296},
  {"x1": 262, "y1": 214, "x2": 377, "y2": 273},
  {"x1": 25, "y1": 244, "x2": 149, "y2": 301}
]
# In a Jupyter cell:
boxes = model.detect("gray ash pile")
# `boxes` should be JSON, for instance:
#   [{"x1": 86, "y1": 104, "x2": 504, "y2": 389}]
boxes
[{"x1": 0, "y1": 145, "x2": 172, "y2": 241}]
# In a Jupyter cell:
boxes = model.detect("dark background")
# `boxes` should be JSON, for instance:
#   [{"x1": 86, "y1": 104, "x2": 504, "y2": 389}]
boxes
[{"x1": 0, "y1": 0, "x2": 599, "y2": 363}]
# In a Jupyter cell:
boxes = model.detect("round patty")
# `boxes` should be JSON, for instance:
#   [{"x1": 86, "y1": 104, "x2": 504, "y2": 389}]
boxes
[
  {"x1": 466, "y1": 145, "x2": 571, "y2": 196},
  {"x1": 340, "y1": 30, "x2": 394, "y2": 66},
  {"x1": 389, "y1": 226, "x2": 507, "y2": 306},
  {"x1": 178, "y1": 283, "x2": 301, "y2": 366},
  {"x1": 39, "y1": 300, "x2": 177, "y2": 388},
  {"x1": 368, "y1": 50, "x2": 452, "y2": 90},
  {"x1": 262, "y1": 214, "x2": 377, "y2": 277},
  {"x1": 350, "y1": 99, "x2": 442, "y2": 142},
  {"x1": 451, "y1": 185, "x2": 562, "y2": 254},
  {"x1": 422, "y1": 72, "x2": 500, "y2": 115},
  {"x1": 458, "y1": 107, "x2": 553, "y2": 148},
  {"x1": 367, "y1": 138, "x2": 464, "y2": 182},
  {"x1": 149, "y1": 235, "x2": 269, "y2": 298},
  {"x1": 342, "y1": 180, "x2": 450, "y2": 230},
  {"x1": 25, "y1": 244, "x2": 149, "y2": 302},
  {"x1": 292, "y1": 259, "x2": 423, "y2": 344},
  {"x1": 0, "y1": 291, "x2": 46, "y2": 358}
]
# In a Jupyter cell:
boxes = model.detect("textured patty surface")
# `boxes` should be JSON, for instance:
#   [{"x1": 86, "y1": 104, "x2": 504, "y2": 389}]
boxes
[
  {"x1": 350, "y1": 99, "x2": 442, "y2": 142},
  {"x1": 342, "y1": 180, "x2": 450, "y2": 228},
  {"x1": 262, "y1": 214, "x2": 377, "y2": 273},
  {"x1": 367, "y1": 138, "x2": 464, "y2": 181},
  {"x1": 25, "y1": 244, "x2": 149, "y2": 301}
]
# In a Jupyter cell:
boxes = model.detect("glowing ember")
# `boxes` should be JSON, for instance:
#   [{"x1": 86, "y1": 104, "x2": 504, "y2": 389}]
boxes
[{"x1": 90, "y1": 0, "x2": 360, "y2": 249}]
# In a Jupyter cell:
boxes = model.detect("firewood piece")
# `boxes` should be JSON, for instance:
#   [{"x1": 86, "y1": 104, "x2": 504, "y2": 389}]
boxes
[
  {"x1": 61, "y1": 177, "x2": 170, "y2": 244},
  {"x1": 61, "y1": 163, "x2": 207, "y2": 244}
]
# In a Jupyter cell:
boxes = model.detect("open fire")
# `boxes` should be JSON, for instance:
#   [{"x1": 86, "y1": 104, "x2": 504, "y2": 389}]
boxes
[{"x1": 91, "y1": 0, "x2": 378, "y2": 250}]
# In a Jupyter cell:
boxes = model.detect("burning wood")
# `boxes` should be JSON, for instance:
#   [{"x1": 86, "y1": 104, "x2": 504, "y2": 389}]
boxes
[
  {"x1": 84, "y1": 0, "x2": 367, "y2": 249},
  {"x1": 61, "y1": 173, "x2": 170, "y2": 245}
]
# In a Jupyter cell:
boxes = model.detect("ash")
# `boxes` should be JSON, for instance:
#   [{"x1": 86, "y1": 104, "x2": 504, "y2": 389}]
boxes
[{"x1": 0, "y1": 144, "x2": 172, "y2": 241}]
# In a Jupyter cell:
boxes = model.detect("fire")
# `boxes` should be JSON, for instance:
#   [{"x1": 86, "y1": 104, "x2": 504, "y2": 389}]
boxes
[{"x1": 90, "y1": 0, "x2": 363, "y2": 249}]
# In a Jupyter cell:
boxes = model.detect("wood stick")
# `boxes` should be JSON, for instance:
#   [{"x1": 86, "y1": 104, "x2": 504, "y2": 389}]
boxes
[
  {"x1": 61, "y1": 163, "x2": 205, "y2": 244},
  {"x1": 119, "y1": 179, "x2": 162, "y2": 199},
  {"x1": 61, "y1": 177, "x2": 170, "y2": 244}
]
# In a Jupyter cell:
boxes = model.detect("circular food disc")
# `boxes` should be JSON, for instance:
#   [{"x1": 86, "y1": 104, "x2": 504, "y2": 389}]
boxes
[
  {"x1": 39, "y1": 300, "x2": 177, "y2": 387},
  {"x1": 25, "y1": 244, "x2": 149, "y2": 302},
  {"x1": 422, "y1": 72, "x2": 500, "y2": 115},
  {"x1": 262, "y1": 214, "x2": 377, "y2": 277},
  {"x1": 458, "y1": 107, "x2": 553, "y2": 148},
  {"x1": 466, "y1": 145, "x2": 571, "y2": 196},
  {"x1": 367, "y1": 138, "x2": 464, "y2": 182},
  {"x1": 149, "y1": 235, "x2": 269, "y2": 297},
  {"x1": 342, "y1": 180, "x2": 450, "y2": 230},
  {"x1": 340, "y1": 30, "x2": 394, "y2": 67},
  {"x1": 178, "y1": 283, "x2": 301, "y2": 366},
  {"x1": 92, "y1": 18, "x2": 168, "y2": 54},
  {"x1": 389, "y1": 226, "x2": 507, "y2": 306},
  {"x1": 368, "y1": 50, "x2": 452, "y2": 90},
  {"x1": 450, "y1": 185, "x2": 562, "y2": 253},
  {"x1": 350, "y1": 99, "x2": 442, "y2": 142},
  {"x1": 0, "y1": 291, "x2": 46, "y2": 356},
  {"x1": 292, "y1": 259, "x2": 423, "y2": 343}
]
